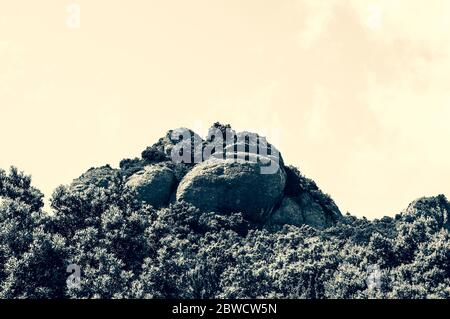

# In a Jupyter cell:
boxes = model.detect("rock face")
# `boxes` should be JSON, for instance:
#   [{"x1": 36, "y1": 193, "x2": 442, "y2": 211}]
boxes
[
  {"x1": 148, "y1": 128, "x2": 203, "y2": 163},
  {"x1": 297, "y1": 190, "x2": 341, "y2": 228},
  {"x1": 126, "y1": 165, "x2": 175, "y2": 208},
  {"x1": 203, "y1": 129, "x2": 284, "y2": 168},
  {"x1": 402, "y1": 195, "x2": 450, "y2": 230},
  {"x1": 71, "y1": 165, "x2": 119, "y2": 192},
  {"x1": 266, "y1": 165, "x2": 342, "y2": 229},
  {"x1": 223, "y1": 131, "x2": 283, "y2": 163},
  {"x1": 268, "y1": 197, "x2": 305, "y2": 227},
  {"x1": 176, "y1": 155, "x2": 286, "y2": 222},
  {"x1": 267, "y1": 192, "x2": 341, "y2": 229}
]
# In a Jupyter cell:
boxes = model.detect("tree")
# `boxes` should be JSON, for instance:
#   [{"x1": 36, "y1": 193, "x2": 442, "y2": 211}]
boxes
[{"x1": 1, "y1": 165, "x2": 450, "y2": 299}]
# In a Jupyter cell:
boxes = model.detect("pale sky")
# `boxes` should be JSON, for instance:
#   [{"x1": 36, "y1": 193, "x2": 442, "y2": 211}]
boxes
[{"x1": 1, "y1": 0, "x2": 449, "y2": 218}]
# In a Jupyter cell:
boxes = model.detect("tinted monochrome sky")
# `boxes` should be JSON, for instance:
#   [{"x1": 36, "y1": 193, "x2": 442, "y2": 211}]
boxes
[{"x1": 1, "y1": 0, "x2": 449, "y2": 218}]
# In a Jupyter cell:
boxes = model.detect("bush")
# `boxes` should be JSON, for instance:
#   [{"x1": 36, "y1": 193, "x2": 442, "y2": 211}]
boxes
[{"x1": 1, "y1": 166, "x2": 450, "y2": 299}]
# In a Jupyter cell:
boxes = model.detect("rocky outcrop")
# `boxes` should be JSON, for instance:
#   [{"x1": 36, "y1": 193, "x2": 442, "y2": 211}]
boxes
[
  {"x1": 71, "y1": 165, "x2": 119, "y2": 192},
  {"x1": 144, "y1": 127, "x2": 203, "y2": 164},
  {"x1": 267, "y1": 191, "x2": 341, "y2": 230},
  {"x1": 125, "y1": 165, "x2": 175, "y2": 208},
  {"x1": 176, "y1": 154, "x2": 286, "y2": 222},
  {"x1": 69, "y1": 123, "x2": 343, "y2": 229},
  {"x1": 175, "y1": 125, "x2": 289, "y2": 223},
  {"x1": 271, "y1": 165, "x2": 342, "y2": 228},
  {"x1": 222, "y1": 131, "x2": 284, "y2": 166},
  {"x1": 200, "y1": 126, "x2": 284, "y2": 172},
  {"x1": 267, "y1": 197, "x2": 305, "y2": 227},
  {"x1": 401, "y1": 195, "x2": 450, "y2": 230}
]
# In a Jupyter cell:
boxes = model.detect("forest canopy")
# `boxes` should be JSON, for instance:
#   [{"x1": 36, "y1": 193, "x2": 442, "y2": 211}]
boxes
[
  {"x1": 0, "y1": 124, "x2": 449, "y2": 299},
  {"x1": 0, "y1": 165, "x2": 449, "y2": 299}
]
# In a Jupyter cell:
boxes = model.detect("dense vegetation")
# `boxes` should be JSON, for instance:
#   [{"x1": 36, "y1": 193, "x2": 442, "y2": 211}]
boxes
[{"x1": 0, "y1": 166, "x2": 449, "y2": 299}]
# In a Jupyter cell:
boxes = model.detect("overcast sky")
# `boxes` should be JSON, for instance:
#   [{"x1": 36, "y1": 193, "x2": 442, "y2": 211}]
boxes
[{"x1": 1, "y1": 0, "x2": 450, "y2": 218}]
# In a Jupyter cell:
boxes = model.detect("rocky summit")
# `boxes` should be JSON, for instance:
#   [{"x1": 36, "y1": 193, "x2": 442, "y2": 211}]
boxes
[
  {"x1": 70, "y1": 123, "x2": 342, "y2": 229},
  {"x1": 401, "y1": 195, "x2": 450, "y2": 230}
]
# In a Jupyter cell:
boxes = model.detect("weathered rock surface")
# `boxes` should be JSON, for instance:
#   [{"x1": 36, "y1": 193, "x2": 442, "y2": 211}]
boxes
[
  {"x1": 294, "y1": 192, "x2": 328, "y2": 228},
  {"x1": 71, "y1": 165, "x2": 119, "y2": 192},
  {"x1": 267, "y1": 165, "x2": 342, "y2": 229},
  {"x1": 268, "y1": 197, "x2": 305, "y2": 227},
  {"x1": 148, "y1": 127, "x2": 203, "y2": 162},
  {"x1": 204, "y1": 129, "x2": 284, "y2": 167},
  {"x1": 267, "y1": 191, "x2": 342, "y2": 230},
  {"x1": 126, "y1": 165, "x2": 175, "y2": 208},
  {"x1": 176, "y1": 154, "x2": 286, "y2": 222}
]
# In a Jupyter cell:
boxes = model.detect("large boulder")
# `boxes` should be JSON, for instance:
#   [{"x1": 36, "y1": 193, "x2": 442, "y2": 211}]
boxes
[
  {"x1": 267, "y1": 192, "x2": 341, "y2": 230},
  {"x1": 300, "y1": 193, "x2": 330, "y2": 227},
  {"x1": 265, "y1": 165, "x2": 342, "y2": 229},
  {"x1": 126, "y1": 165, "x2": 175, "y2": 208},
  {"x1": 267, "y1": 197, "x2": 305, "y2": 227},
  {"x1": 176, "y1": 154, "x2": 286, "y2": 222}
]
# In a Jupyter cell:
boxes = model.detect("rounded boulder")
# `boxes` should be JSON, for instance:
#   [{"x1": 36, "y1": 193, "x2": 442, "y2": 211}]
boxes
[
  {"x1": 176, "y1": 154, "x2": 286, "y2": 222},
  {"x1": 126, "y1": 165, "x2": 175, "y2": 208}
]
